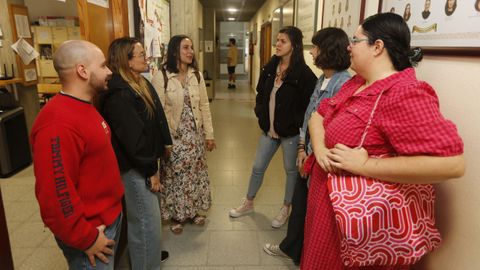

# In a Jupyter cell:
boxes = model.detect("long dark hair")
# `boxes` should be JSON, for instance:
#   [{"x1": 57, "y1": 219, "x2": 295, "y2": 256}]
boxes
[
  {"x1": 361, "y1": 13, "x2": 422, "y2": 71},
  {"x1": 311, "y1": 27, "x2": 350, "y2": 71},
  {"x1": 272, "y1": 26, "x2": 306, "y2": 80},
  {"x1": 163, "y1": 35, "x2": 198, "y2": 74}
]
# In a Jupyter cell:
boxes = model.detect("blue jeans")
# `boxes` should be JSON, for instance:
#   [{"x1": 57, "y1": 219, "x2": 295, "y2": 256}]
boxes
[
  {"x1": 247, "y1": 133, "x2": 299, "y2": 204},
  {"x1": 122, "y1": 169, "x2": 162, "y2": 270},
  {"x1": 56, "y1": 213, "x2": 122, "y2": 270}
]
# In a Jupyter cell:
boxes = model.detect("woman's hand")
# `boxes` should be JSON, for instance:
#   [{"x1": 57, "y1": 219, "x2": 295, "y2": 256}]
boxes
[
  {"x1": 327, "y1": 143, "x2": 369, "y2": 176},
  {"x1": 149, "y1": 171, "x2": 164, "y2": 193},
  {"x1": 297, "y1": 150, "x2": 308, "y2": 177},
  {"x1": 314, "y1": 147, "x2": 337, "y2": 173},
  {"x1": 205, "y1": 139, "x2": 216, "y2": 151},
  {"x1": 164, "y1": 146, "x2": 172, "y2": 159}
]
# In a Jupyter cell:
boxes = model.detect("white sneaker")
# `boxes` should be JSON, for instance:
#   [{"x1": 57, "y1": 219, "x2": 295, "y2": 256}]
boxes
[
  {"x1": 263, "y1": 243, "x2": 291, "y2": 259},
  {"x1": 229, "y1": 198, "x2": 254, "y2": 218},
  {"x1": 271, "y1": 205, "x2": 290, "y2": 228}
]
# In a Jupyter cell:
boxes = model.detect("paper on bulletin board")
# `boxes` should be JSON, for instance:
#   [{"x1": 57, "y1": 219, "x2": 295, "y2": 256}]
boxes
[
  {"x1": 11, "y1": 38, "x2": 40, "y2": 65},
  {"x1": 14, "y1": 15, "x2": 31, "y2": 38},
  {"x1": 24, "y1": 68, "x2": 37, "y2": 82},
  {"x1": 87, "y1": 0, "x2": 109, "y2": 8}
]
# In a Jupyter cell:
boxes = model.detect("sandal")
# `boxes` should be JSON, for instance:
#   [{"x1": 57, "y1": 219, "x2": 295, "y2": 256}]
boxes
[
  {"x1": 192, "y1": 215, "x2": 206, "y2": 226},
  {"x1": 170, "y1": 222, "x2": 184, "y2": 235}
]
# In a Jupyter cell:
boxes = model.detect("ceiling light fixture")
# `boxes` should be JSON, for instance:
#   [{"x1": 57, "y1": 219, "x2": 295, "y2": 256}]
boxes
[
  {"x1": 228, "y1": 17, "x2": 235, "y2": 21},
  {"x1": 227, "y1": 8, "x2": 238, "y2": 13}
]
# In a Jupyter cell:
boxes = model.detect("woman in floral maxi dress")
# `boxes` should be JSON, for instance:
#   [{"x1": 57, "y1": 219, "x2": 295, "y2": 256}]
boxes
[{"x1": 152, "y1": 35, "x2": 215, "y2": 234}]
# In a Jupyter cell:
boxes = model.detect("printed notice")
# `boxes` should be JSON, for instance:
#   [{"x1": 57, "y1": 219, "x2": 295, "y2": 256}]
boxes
[
  {"x1": 11, "y1": 38, "x2": 40, "y2": 65},
  {"x1": 14, "y1": 15, "x2": 31, "y2": 38}
]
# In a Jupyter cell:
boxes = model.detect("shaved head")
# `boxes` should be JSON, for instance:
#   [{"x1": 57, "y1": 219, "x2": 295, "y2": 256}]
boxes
[{"x1": 53, "y1": 40, "x2": 102, "y2": 80}]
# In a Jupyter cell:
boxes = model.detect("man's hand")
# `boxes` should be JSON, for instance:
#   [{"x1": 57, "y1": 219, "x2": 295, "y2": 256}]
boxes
[{"x1": 84, "y1": 225, "x2": 115, "y2": 267}]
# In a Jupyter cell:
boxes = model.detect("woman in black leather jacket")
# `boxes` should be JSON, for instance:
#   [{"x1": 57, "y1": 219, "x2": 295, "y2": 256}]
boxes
[
  {"x1": 98, "y1": 37, "x2": 172, "y2": 270},
  {"x1": 229, "y1": 26, "x2": 317, "y2": 228}
]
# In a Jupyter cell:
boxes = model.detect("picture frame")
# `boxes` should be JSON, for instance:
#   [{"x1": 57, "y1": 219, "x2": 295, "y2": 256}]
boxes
[
  {"x1": 283, "y1": 0, "x2": 295, "y2": 27},
  {"x1": 295, "y1": 0, "x2": 318, "y2": 46},
  {"x1": 271, "y1": 7, "x2": 282, "y2": 45},
  {"x1": 321, "y1": 0, "x2": 367, "y2": 38},
  {"x1": 252, "y1": 22, "x2": 258, "y2": 45},
  {"x1": 380, "y1": 0, "x2": 480, "y2": 55},
  {"x1": 271, "y1": 0, "x2": 295, "y2": 46}
]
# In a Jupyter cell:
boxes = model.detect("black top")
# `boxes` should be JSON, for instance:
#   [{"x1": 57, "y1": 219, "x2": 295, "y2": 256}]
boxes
[
  {"x1": 99, "y1": 73, "x2": 172, "y2": 177},
  {"x1": 254, "y1": 57, "x2": 317, "y2": 137}
]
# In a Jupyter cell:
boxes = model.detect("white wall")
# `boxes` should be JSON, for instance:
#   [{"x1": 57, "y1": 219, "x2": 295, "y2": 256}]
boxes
[
  {"x1": 413, "y1": 56, "x2": 480, "y2": 270},
  {"x1": 170, "y1": 0, "x2": 204, "y2": 72},
  {"x1": 250, "y1": 1, "x2": 480, "y2": 269}
]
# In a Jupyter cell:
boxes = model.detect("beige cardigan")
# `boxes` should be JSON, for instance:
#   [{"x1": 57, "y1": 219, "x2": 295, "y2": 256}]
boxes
[{"x1": 151, "y1": 68, "x2": 214, "y2": 140}]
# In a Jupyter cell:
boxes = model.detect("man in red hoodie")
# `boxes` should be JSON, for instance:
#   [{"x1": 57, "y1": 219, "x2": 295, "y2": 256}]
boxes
[{"x1": 31, "y1": 40, "x2": 124, "y2": 270}]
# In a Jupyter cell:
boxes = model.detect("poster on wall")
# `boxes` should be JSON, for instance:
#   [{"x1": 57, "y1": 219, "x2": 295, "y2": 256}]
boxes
[
  {"x1": 381, "y1": 0, "x2": 480, "y2": 53},
  {"x1": 321, "y1": 0, "x2": 366, "y2": 37},
  {"x1": 134, "y1": 0, "x2": 171, "y2": 72},
  {"x1": 296, "y1": 0, "x2": 318, "y2": 45}
]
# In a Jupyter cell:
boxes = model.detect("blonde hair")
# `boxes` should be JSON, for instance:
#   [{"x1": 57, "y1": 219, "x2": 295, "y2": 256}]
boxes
[{"x1": 107, "y1": 37, "x2": 155, "y2": 118}]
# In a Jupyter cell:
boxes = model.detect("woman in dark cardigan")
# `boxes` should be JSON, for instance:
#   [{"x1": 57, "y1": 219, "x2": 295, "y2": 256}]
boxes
[
  {"x1": 98, "y1": 37, "x2": 172, "y2": 270},
  {"x1": 229, "y1": 26, "x2": 317, "y2": 229}
]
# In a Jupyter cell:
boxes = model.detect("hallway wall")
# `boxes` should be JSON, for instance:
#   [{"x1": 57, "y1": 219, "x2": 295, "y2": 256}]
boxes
[
  {"x1": 250, "y1": 1, "x2": 480, "y2": 269},
  {"x1": 170, "y1": 0, "x2": 204, "y2": 72}
]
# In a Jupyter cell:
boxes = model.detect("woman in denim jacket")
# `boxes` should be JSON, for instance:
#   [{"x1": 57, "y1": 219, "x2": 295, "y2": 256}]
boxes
[{"x1": 263, "y1": 28, "x2": 351, "y2": 264}]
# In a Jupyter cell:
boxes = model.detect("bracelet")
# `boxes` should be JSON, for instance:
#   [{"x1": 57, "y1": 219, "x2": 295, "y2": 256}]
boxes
[{"x1": 297, "y1": 148, "x2": 305, "y2": 153}]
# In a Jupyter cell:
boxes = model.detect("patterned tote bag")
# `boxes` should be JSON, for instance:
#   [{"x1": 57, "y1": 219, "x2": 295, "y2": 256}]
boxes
[{"x1": 327, "y1": 90, "x2": 441, "y2": 267}]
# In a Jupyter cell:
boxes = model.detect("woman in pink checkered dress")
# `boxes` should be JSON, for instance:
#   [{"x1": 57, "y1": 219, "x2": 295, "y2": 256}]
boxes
[{"x1": 302, "y1": 13, "x2": 465, "y2": 269}]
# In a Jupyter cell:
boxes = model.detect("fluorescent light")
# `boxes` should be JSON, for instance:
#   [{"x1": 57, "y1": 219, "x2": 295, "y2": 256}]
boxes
[
  {"x1": 227, "y1": 8, "x2": 237, "y2": 12},
  {"x1": 228, "y1": 17, "x2": 235, "y2": 21}
]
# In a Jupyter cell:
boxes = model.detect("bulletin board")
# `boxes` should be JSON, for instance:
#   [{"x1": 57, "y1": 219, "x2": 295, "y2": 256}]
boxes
[{"x1": 8, "y1": 4, "x2": 38, "y2": 86}]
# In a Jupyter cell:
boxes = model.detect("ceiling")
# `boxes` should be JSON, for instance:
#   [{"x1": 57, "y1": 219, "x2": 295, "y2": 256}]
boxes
[{"x1": 199, "y1": 0, "x2": 267, "y2": 22}]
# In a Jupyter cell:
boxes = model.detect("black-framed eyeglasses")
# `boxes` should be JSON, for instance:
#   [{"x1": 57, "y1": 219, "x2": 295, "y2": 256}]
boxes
[{"x1": 349, "y1": 37, "x2": 369, "y2": 45}]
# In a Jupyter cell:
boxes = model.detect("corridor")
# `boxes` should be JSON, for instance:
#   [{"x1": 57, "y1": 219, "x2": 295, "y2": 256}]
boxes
[{"x1": 1, "y1": 78, "x2": 299, "y2": 270}]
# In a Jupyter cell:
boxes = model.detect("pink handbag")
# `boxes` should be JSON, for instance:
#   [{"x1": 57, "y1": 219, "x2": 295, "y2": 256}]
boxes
[{"x1": 327, "y1": 90, "x2": 441, "y2": 267}]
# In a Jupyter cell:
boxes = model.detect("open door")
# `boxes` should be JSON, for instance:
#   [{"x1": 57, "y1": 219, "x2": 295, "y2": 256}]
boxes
[
  {"x1": 260, "y1": 22, "x2": 272, "y2": 68},
  {"x1": 77, "y1": 0, "x2": 128, "y2": 55}
]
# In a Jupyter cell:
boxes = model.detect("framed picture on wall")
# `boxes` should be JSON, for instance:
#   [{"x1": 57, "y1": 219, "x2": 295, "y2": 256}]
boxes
[
  {"x1": 271, "y1": 7, "x2": 281, "y2": 45},
  {"x1": 252, "y1": 22, "x2": 259, "y2": 45},
  {"x1": 295, "y1": 0, "x2": 318, "y2": 46},
  {"x1": 283, "y1": 0, "x2": 295, "y2": 27},
  {"x1": 321, "y1": 0, "x2": 367, "y2": 37},
  {"x1": 380, "y1": 0, "x2": 480, "y2": 55}
]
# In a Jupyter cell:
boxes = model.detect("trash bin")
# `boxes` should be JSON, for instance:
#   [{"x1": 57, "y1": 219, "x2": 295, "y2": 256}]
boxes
[
  {"x1": 0, "y1": 107, "x2": 32, "y2": 177},
  {"x1": 205, "y1": 79, "x2": 214, "y2": 101}
]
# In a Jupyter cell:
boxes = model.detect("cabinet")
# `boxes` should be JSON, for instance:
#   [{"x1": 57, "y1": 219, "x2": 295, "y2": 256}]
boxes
[
  {"x1": 33, "y1": 26, "x2": 80, "y2": 83},
  {"x1": 32, "y1": 26, "x2": 81, "y2": 99}
]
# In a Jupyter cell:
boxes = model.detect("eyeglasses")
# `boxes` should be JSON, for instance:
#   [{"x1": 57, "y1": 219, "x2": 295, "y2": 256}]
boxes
[
  {"x1": 132, "y1": 52, "x2": 146, "y2": 58},
  {"x1": 349, "y1": 37, "x2": 369, "y2": 45}
]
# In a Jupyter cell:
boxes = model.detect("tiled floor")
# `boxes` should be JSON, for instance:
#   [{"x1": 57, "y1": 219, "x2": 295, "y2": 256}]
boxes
[{"x1": 1, "y1": 76, "x2": 299, "y2": 269}]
